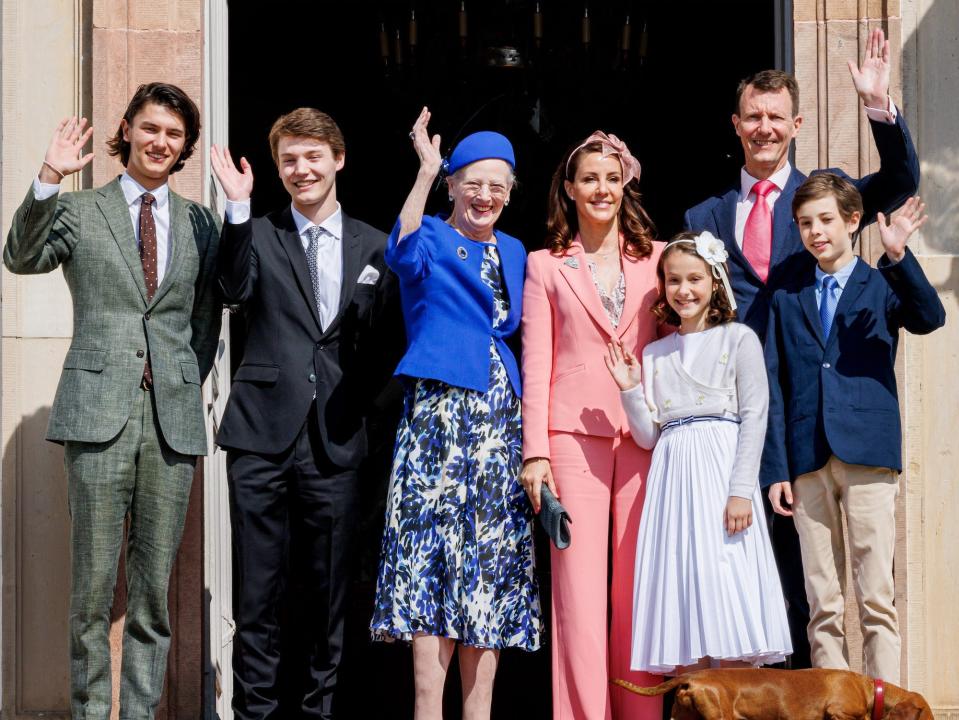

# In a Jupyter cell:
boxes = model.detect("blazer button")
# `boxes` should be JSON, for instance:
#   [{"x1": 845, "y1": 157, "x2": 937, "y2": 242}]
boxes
[
  {"x1": 144, "y1": 312, "x2": 151, "y2": 320},
  {"x1": 309, "y1": 373, "x2": 317, "y2": 383},
  {"x1": 822, "y1": 362, "x2": 831, "y2": 369},
  {"x1": 136, "y1": 349, "x2": 145, "y2": 358}
]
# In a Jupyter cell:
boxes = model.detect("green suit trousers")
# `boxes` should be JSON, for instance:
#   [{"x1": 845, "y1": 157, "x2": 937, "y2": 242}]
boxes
[{"x1": 65, "y1": 387, "x2": 195, "y2": 720}]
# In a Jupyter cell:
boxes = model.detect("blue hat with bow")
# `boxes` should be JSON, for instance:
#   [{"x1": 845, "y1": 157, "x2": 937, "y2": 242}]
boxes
[{"x1": 445, "y1": 131, "x2": 516, "y2": 175}]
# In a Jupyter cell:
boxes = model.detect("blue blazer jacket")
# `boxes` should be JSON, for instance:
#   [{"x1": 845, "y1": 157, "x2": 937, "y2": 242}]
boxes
[
  {"x1": 386, "y1": 215, "x2": 527, "y2": 395},
  {"x1": 684, "y1": 113, "x2": 920, "y2": 342},
  {"x1": 761, "y1": 249, "x2": 945, "y2": 486}
]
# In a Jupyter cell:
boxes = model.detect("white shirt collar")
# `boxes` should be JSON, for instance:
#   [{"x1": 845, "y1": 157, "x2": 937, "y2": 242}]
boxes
[
  {"x1": 119, "y1": 172, "x2": 169, "y2": 208},
  {"x1": 291, "y1": 202, "x2": 343, "y2": 241},
  {"x1": 739, "y1": 162, "x2": 793, "y2": 200}
]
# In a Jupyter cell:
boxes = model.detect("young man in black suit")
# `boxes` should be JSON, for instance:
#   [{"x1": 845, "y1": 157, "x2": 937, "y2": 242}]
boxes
[
  {"x1": 211, "y1": 108, "x2": 396, "y2": 720},
  {"x1": 683, "y1": 29, "x2": 919, "y2": 667}
]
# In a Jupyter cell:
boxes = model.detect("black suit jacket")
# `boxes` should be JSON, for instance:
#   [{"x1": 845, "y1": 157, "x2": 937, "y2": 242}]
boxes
[
  {"x1": 684, "y1": 113, "x2": 920, "y2": 342},
  {"x1": 216, "y1": 206, "x2": 398, "y2": 468}
]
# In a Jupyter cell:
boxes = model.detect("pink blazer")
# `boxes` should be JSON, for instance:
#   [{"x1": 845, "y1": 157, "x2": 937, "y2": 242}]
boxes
[{"x1": 521, "y1": 237, "x2": 663, "y2": 460}]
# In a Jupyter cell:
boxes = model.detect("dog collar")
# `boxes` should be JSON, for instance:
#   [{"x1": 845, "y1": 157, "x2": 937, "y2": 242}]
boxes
[{"x1": 872, "y1": 678, "x2": 885, "y2": 720}]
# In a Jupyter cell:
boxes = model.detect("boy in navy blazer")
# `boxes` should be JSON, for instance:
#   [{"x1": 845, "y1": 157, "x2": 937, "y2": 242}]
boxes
[{"x1": 762, "y1": 173, "x2": 945, "y2": 684}]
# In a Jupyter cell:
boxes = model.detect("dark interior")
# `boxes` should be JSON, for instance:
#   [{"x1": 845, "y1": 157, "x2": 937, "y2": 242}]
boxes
[{"x1": 228, "y1": 1, "x2": 774, "y2": 716}]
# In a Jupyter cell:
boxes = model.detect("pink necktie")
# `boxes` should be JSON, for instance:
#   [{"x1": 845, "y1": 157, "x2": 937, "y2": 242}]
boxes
[{"x1": 743, "y1": 179, "x2": 777, "y2": 283}]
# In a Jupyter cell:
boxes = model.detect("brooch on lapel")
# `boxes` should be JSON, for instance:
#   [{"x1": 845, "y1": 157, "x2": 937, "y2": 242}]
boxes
[
  {"x1": 564, "y1": 257, "x2": 579, "y2": 269},
  {"x1": 457, "y1": 246, "x2": 468, "y2": 260}
]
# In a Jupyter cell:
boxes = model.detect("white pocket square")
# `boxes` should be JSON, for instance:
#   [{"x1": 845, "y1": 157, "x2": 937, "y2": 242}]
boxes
[{"x1": 357, "y1": 265, "x2": 380, "y2": 285}]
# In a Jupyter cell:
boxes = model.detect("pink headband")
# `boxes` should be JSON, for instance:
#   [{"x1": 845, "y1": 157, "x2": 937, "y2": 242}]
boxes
[{"x1": 565, "y1": 131, "x2": 642, "y2": 185}]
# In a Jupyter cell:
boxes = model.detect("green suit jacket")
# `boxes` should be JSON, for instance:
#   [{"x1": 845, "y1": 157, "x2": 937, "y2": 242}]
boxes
[{"x1": 4, "y1": 178, "x2": 221, "y2": 456}]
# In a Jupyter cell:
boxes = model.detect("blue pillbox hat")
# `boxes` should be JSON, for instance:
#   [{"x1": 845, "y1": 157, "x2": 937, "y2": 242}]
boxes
[{"x1": 446, "y1": 131, "x2": 516, "y2": 175}]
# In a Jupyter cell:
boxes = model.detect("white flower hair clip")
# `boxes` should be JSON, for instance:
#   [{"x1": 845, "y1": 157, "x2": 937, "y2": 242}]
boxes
[
  {"x1": 694, "y1": 231, "x2": 729, "y2": 267},
  {"x1": 664, "y1": 231, "x2": 738, "y2": 311}
]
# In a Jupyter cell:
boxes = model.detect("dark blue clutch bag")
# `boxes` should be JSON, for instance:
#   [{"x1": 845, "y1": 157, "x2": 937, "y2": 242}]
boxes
[{"x1": 540, "y1": 485, "x2": 572, "y2": 550}]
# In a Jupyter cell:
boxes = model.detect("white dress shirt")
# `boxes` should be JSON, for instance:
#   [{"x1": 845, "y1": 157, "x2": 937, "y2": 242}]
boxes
[
  {"x1": 733, "y1": 98, "x2": 900, "y2": 249},
  {"x1": 225, "y1": 199, "x2": 343, "y2": 331},
  {"x1": 33, "y1": 172, "x2": 173, "y2": 285},
  {"x1": 735, "y1": 162, "x2": 794, "y2": 249}
]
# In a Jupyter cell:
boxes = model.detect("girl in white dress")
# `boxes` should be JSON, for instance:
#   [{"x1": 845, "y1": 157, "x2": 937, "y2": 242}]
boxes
[{"x1": 605, "y1": 231, "x2": 792, "y2": 674}]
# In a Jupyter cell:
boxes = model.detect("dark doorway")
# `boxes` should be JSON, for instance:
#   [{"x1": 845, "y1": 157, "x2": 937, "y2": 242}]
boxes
[{"x1": 227, "y1": 1, "x2": 775, "y2": 717}]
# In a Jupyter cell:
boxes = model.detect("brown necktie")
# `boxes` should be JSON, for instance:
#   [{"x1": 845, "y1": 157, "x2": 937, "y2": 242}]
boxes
[{"x1": 139, "y1": 192, "x2": 157, "y2": 387}]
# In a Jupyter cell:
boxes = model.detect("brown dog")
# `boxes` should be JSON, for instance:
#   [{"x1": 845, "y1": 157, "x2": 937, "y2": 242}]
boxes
[{"x1": 614, "y1": 668, "x2": 934, "y2": 719}]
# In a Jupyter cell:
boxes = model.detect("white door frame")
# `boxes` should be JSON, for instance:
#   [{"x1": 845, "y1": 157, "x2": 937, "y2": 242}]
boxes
[{"x1": 202, "y1": 1, "x2": 233, "y2": 716}]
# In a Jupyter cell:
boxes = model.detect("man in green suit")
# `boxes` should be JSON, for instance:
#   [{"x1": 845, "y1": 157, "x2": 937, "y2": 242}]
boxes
[{"x1": 4, "y1": 83, "x2": 220, "y2": 719}]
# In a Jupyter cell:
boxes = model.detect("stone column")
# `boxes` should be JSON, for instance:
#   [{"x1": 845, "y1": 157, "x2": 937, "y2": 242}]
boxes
[
  {"x1": 900, "y1": 0, "x2": 959, "y2": 716},
  {"x1": 794, "y1": 1, "x2": 959, "y2": 715},
  {"x1": 90, "y1": 2, "x2": 206, "y2": 716}
]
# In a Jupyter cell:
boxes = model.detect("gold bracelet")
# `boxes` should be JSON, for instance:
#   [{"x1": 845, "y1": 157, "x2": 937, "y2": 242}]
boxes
[{"x1": 42, "y1": 160, "x2": 65, "y2": 179}]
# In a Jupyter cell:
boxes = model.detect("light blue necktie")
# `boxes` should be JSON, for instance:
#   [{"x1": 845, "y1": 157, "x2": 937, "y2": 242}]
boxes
[{"x1": 819, "y1": 275, "x2": 839, "y2": 339}]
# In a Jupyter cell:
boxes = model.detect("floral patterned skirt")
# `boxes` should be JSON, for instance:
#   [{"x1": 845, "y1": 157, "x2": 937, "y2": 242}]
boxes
[{"x1": 370, "y1": 345, "x2": 542, "y2": 650}]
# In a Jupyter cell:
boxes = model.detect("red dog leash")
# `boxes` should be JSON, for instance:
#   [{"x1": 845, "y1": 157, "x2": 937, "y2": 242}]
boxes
[{"x1": 872, "y1": 678, "x2": 885, "y2": 720}]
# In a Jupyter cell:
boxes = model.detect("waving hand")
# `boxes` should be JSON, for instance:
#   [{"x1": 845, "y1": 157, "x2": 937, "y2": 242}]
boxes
[
  {"x1": 210, "y1": 144, "x2": 254, "y2": 202},
  {"x1": 39, "y1": 117, "x2": 95, "y2": 183}
]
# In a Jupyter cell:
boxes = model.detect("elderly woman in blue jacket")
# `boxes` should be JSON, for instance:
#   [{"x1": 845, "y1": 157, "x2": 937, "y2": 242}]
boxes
[{"x1": 371, "y1": 107, "x2": 542, "y2": 720}]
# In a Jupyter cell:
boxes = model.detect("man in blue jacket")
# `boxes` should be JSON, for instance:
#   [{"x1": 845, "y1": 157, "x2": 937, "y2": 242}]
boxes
[
  {"x1": 762, "y1": 174, "x2": 944, "y2": 684},
  {"x1": 683, "y1": 28, "x2": 919, "y2": 667}
]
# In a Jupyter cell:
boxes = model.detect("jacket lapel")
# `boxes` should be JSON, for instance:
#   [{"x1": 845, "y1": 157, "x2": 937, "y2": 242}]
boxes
[
  {"x1": 557, "y1": 239, "x2": 615, "y2": 338},
  {"x1": 616, "y1": 247, "x2": 654, "y2": 338},
  {"x1": 713, "y1": 188, "x2": 758, "y2": 283},
  {"x1": 799, "y1": 282, "x2": 825, "y2": 347},
  {"x1": 769, "y1": 168, "x2": 806, "y2": 271},
  {"x1": 332, "y1": 214, "x2": 363, "y2": 325},
  {"x1": 96, "y1": 178, "x2": 148, "y2": 305},
  {"x1": 275, "y1": 207, "x2": 323, "y2": 332},
  {"x1": 149, "y1": 191, "x2": 190, "y2": 308},
  {"x1": 825, "y1": 259, "x2": 870, "y2": 350}
]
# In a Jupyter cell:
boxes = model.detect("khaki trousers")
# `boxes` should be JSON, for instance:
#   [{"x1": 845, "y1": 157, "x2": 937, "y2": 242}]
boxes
[{"x1": 792, "y1": 455, "x2": 900, "y2": 683}]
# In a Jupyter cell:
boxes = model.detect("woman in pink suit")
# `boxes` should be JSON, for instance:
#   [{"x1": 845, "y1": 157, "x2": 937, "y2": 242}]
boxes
[{"x1": 520, "y1": 132, "x2": 663, "y2": 720}]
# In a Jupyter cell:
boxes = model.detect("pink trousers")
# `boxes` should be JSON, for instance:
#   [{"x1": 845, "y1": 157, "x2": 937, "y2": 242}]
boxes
[{"x1": 549, "y1": 431, "x2": 662, "y2": 720}]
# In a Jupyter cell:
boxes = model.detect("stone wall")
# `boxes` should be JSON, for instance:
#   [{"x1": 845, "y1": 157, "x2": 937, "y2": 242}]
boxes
[{"x1": 794, "y1": 1, "x2": 959, "y2": 715}]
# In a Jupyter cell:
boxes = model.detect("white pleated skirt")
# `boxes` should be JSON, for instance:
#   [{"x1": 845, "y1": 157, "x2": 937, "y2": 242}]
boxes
[{"x1": 630, "y1": 420, "x2": 792, "y2": 673}]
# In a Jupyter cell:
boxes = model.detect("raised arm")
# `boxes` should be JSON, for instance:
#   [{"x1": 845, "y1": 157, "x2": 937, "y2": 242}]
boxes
[
  {"x1": 211, "y1": 144, "x2": 258, "y2": 303},
  {"x1": 4, "y1": 116, "x2": 95, "y2": 274},
  {"x1": 606, "y1": 341, "x2": 658, "y2": 449},
  {"x1": 397, "y1": 107, "x2": 443, "y2": 242},
  {"x1": 848, "y1": 29, "x2": 920, "y2": 226},
  {"x1": 877, "y1": 197, "x2": 947, "y2": 334}
]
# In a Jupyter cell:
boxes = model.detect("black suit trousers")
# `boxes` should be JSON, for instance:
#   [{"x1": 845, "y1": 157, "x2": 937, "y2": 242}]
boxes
[{"x1": 228, "y1": 406, "x2": 359, "y2": 720}]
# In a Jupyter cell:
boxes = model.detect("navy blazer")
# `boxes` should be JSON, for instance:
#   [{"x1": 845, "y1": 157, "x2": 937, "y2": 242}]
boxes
[
  {"x1": 387, "y1": 215, "x2": 527, "y2": 395},
  {"x1": 684, "y1": 113, "x2": 920, "y2": 342},
  {"x1": 761, "y1": 249, "x2": 945, "y2": 486}
]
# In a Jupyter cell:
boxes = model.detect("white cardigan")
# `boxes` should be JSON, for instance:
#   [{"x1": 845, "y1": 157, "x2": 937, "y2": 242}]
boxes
[{"x1": 620, "y1": 322, "x2": 769, "y2": 499}]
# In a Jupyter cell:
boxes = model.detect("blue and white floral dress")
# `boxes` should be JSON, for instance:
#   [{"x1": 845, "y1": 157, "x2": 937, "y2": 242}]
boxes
[{"x1": 371, "y1": 244, "x2": 543, "y2": 650}]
